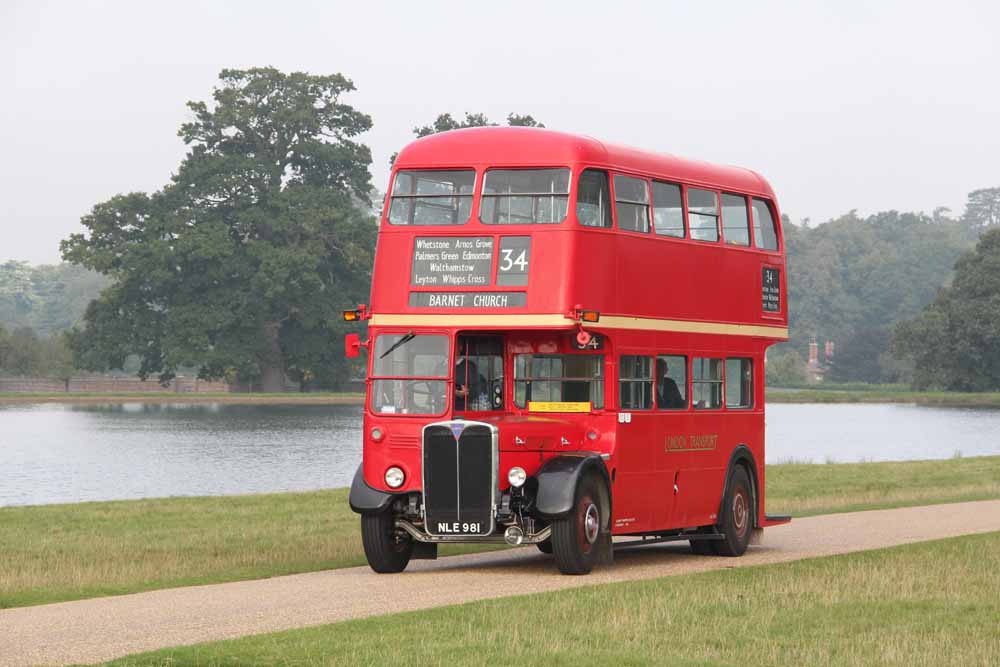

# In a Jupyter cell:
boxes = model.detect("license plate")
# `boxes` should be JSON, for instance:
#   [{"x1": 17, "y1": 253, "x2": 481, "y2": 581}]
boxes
[{"x1": 433, "y1": 521, "x2": 484, "y2": 535}]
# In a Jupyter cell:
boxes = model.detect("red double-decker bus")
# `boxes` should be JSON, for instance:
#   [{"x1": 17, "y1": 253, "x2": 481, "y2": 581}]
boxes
[{"x1": 346, "y1": 127, "x2": 790, "y2": 575}]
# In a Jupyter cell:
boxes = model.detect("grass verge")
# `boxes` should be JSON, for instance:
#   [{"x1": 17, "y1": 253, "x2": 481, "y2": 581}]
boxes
[
  {"x1": 765, "y1": 456, "x2": 1000, "y2": 517},
  {"x1": 104, "y1": 532, "x2": 1000, "y2": 667},
  {"x1": 2, "y1": 455, "x2": 998, "y2": 610}
]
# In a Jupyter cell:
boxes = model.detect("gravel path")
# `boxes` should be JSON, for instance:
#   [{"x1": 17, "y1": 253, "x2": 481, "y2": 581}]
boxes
[{"x1": 3, "y1": 499, "x2": 999, "y2": 666}]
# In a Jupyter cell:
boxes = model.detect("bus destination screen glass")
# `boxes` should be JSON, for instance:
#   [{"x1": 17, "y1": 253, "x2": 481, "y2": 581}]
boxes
[{"x1": 371, "y1": 334, "x2": 449, "y2": 415}]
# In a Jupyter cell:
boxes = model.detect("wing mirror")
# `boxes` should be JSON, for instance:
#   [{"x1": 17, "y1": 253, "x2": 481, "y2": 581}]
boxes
[{"x1": 345, "y1": 333, "x2": 368, "y2": 358}]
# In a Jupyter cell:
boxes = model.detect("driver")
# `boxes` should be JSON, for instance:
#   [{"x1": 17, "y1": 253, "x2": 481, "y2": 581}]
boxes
[{"x1": 454, "y1": 357, "x2": 485, "y2": 411}]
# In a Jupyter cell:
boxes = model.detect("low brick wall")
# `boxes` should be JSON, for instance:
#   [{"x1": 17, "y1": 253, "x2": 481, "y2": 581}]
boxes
[{"x1": 0, "y1": 376, "x2": 231, "y2": 394}]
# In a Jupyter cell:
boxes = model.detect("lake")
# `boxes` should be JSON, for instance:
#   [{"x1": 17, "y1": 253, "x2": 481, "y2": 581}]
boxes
[{"x1": 1, "y1": 402, "x2": 998, "y2": 507}]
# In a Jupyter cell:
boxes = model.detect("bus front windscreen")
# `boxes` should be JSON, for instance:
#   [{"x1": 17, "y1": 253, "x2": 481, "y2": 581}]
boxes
[{"x1": 371, "y1": 333, "x2": 449, "y2": 415}]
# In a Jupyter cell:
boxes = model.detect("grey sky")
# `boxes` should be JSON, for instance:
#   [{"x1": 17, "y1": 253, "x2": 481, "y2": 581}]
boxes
[{"x1": 4, "y1": 0, "x2": 999, "y2": 264}]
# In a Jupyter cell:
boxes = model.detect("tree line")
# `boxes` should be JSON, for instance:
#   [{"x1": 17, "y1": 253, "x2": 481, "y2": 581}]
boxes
[
  {"x1": 767, "y1": 188, "x2": 1000, "y2": 387},
  {"x1": 8, "y1": 66, "x2": 999, "y2": 391}
]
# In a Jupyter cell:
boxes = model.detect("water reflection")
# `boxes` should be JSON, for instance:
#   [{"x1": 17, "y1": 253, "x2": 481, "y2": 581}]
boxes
[{"x1": 1, "y1": 402, "x2": 997, "y2": 506}]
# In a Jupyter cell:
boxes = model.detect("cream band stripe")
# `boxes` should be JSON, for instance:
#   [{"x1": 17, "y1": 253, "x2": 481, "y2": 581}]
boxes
[{"x1": 368, "y1": 313, "x2": 788, "y2": 339}]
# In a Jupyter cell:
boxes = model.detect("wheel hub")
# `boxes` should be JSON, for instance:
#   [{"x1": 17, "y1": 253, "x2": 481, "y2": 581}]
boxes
[
  {"x1": 583, "y1": 503, "x2": 600, "y2": 544},
  {"x1": 733, "y1": 492, "x2": 747, "y2": 532}
]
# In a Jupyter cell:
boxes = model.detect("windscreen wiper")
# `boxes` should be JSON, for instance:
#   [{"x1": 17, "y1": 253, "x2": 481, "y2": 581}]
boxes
[{"x1": 379, "y1": 331, "x2": 416, "y2": 359}]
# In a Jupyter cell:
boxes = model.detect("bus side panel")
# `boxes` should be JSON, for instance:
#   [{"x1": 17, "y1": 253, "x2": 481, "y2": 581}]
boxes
[
  {"x1": 611, "y1": 416, "x2": 658, "y2": 534},
  {"x1": 675, "y1": 408, "x2": 728, "y2": 528}
]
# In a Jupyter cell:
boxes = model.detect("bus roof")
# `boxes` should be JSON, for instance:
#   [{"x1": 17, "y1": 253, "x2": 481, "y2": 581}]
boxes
[{"x1": 393, "y1": 126, "x2": 775, "y2": 199}]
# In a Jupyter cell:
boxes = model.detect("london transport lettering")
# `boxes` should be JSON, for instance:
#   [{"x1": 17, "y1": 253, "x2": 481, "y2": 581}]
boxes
[{"x1": 665, "y1": 434, "x2": 719, "y2": 452}]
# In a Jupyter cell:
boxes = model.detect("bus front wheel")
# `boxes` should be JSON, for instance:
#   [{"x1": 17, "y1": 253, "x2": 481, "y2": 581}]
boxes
[
  {"x1": 715, "y1": 465, "x2": 753, "y2": 557},
  {"x1": 551, "y1": 474, "x2": 608, "y2": 575},
  {"x1": 360, "y1": 512, "x2": 413, "y2": 573}
]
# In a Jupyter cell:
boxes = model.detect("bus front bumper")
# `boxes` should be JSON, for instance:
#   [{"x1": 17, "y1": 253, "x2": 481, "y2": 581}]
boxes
[{"x1": 395, "y1": 518, "x2": 552, "y2": 545}]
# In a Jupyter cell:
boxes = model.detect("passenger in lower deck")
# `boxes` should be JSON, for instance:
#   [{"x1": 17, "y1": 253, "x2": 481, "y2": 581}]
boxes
[{"x1": 656, "y1": 357, "x2": 686, "y2": 409}]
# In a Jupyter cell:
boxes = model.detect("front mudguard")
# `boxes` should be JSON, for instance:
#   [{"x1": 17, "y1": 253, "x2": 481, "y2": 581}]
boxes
[
  {"x1": 348, "y1": 464, "x2": 397, "y2": 515},
  {"x1": 533, "y1": 453, "x2": 612, "y2": 519}
]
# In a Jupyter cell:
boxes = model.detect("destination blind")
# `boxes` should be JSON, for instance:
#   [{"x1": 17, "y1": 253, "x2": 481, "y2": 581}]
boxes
[
  {"x1": 409, "y1": 292, "x2": 527, "y2": 308},
  {"x1": 411, "y1": 237, "x2": 494, "y2": 287}
]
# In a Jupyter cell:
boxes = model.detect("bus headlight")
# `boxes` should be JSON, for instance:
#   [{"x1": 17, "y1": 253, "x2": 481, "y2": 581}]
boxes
[
  {"x1": 385, "y1": 466, "x2": 405, "y2": 488},
  {"x1": 370, "y1": 427, "x2": 384, "y2": 442},
  {"x1": 508, "y1": 466, "x2": 526, "y2": 488}
]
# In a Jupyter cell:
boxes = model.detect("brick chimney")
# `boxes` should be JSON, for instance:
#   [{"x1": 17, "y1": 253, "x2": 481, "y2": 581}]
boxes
[
  {"x1": 824, "y1": 341, "x2": 835, "y2": 362},
  {"x1": 808, "y1": 341, "x2": 819, "y2": 367}
]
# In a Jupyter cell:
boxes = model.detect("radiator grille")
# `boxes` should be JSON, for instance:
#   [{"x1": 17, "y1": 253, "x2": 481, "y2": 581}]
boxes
[{"x1": 422, "y1": 422, "x2": 495, "y2": 536}]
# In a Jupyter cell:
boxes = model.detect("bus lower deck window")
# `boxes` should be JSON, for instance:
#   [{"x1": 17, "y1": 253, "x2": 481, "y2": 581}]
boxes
[
  {"x1": 514, "y1": 354, "x2": 604, "y2": 408},
  {"x1": 692, "y1": 357, "x2": 723, "y2": 409},
  {"x1": 619, "y1": 355, "x2": 653, "y2": 409},
  {"x1": 656, "y1": 355, "x2": 688, "y2": 409},
  {"x1": 726, "y1": 358, "x2": 753, "y2": 408}
]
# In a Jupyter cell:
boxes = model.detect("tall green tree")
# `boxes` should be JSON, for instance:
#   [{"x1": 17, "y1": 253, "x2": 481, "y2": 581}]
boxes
[
  {"x1": 893, "y1": 228, "x2": 1000, "y2": 390},
  {"x1": 62, "y1": 68, "x2": 377, "y2": 391},
  {"x1": 961, "y1": 187, "x2": 1000, "y2": 228}
]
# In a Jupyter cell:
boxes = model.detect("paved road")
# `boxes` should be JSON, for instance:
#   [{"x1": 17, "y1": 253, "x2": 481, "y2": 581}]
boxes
[{"x1": 3, "y1": 500, "x2": 1000, "y2": 666}]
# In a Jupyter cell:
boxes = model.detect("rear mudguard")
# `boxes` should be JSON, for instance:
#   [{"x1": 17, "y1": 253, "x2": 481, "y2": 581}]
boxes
[
  {"x1": 348, "y1": 464, "x2": 396, "y2": 514},
  {"x1": 533, "y1": 453, "x2": 612, "y2": 519}
]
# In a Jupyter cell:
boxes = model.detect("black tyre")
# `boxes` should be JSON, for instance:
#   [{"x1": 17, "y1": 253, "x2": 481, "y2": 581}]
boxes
[
  {"x1": 689, "y1": 539, "x2": 718, "y2": 555},
  {"x1": 715, "y1": 465, "x2": 753, "y2": 557},
  {"x1": 536, "y1": 539, "x2": 553, "y2": 554},
  {"x1": 551, "y1": 474, "x2": 609, "y2": 575},
  {"x1": 360, "y1": 512, "x2": 413, "y2": 573}
]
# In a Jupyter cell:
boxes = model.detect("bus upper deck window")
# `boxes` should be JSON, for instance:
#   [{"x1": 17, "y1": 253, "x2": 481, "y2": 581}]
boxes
[
  {"x1": 388, "y1": 170, "x2": 476, "y2": 226},
  {"x1": 576, "y1": 169, "x2": 612, "y2": 228},
  {"x1": 480, "y1": 169, "x2": 570, "y2": 225},
  {"x1": 721, "y1": 194, "x2": 751, "y2": 247},
  {"x1": 752, "y1": 198, "x2": 779, "y2": 250},
  {"x1": 613, "y1": 175, "x2": 650, "y2": 233},
  {"x1": 652, "y1": 181, "x2": 684, "y2": 238},
  {"x1": 687, "y1": 188, "x2": 720, "y2": 242}
]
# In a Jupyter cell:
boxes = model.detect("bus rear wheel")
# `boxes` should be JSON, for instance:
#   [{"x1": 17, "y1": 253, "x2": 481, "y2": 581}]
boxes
[
  {"x1": 715, "y1": 466, "x2": 753, "y2": 557},
  {"x1": 551, "y1": 474, "x2": 608, "y2": 575},
  {"x1": 360, "y1": 512, "x2": 413, "y2": 573}
]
